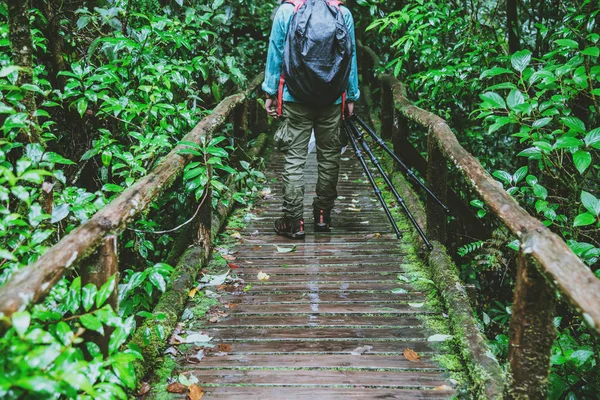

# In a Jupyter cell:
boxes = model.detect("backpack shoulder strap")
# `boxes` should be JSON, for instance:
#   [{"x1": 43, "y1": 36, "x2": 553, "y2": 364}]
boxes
[{"x1": 284, "y1": 0, "x2": 305, "y2": 12}]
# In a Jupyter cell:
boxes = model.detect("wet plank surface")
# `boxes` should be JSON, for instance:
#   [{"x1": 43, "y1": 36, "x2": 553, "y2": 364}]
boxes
[{"x1": 174, "y1": 151, "x2": 455, "y2": 398}]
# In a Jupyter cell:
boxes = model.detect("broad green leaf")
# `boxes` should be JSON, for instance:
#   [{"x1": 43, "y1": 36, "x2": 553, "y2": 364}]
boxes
[
  {"x1": 570, "y1": 350, "x2": 594, "y2": 366},
  {"x1": 113, "y1": 362, "x2": 136, "y2": 389},
  {"x1": 573, "y1": 213, "x2": 596, "y2": 227},
  {"x1": 581, "y1": 47, "x2": 600, "y2": 57},
  {"x1": 532, "y1": 184, "x2": 548, "y2": 200},
  {"x1": 493, "y1": 170, "x2": 512, "y2": 184},
  {"x1": 12, "y1": 311, "x2": 30, "y2": 338},
  {"x1": 51, "y1": 204, "x2": 70, "y2": 223},
  {"x1": 581, "y1": 191, "x2": 600, "y2": 216},
  {"x1": 513, "y1": 166, "x2": 528, "y2": 183},
  {"x1": 82, "y1": 283, "x2": 98, "y2": 312},
  {"x1": 96, "y1": 275, "x2": 116, "y2": 308},
  {"x1": 480, "y1": 92, "x2": 506, "y2": 109},
  {"x1": 80, "y1": 314, "x2": 103, "y2": 334},
  {"x1": 560, "y1": 117, "x2": 585, "y2": 133},
  {"x1": 511, "y1": 50, "x2": 532, "y2": 72},
  {"x1": 554, "y1": 39, "x2": 579, "y2": 49},
  {"x1": 532, "y1": 117, "x2": 552, "y2": 129},
  {"x1": 584, "y1": 128, "x2": 600, "y2": 148},
  {"x1": 149, "y1": 272, "x2": 166, "y2": 292},
  {"x1": 480, "y1": 67, "x2": 513, "y2": 79},
  {"x1": 553, "y1": 136, "x2": 582, "y2": 150},
  {"x1": 507, "y1": 90, "x2": 525, "y2": 110},
  {"x1": 573, "y1": 150, "x2": 591, "y2": 174}
]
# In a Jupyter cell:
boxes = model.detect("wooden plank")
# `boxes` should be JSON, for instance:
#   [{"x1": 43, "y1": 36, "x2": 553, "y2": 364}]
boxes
[
  {"x1": 232, "y1": 251, "x2": 406, "y2": 260},
  {"x1": 193, "y1": 387, "x2": 455, "y2": 399},
  {"x1": 206, "y1": 315, "x2": 422, "y2": 328},
  {"x1": 231, "y1": 265, "x2": 405, "y2": 275},
  {"x1": 188, "y1": 369, "x2": 448, "y2": 387},
  {"x1": 182, "y1": 354, "x2": 440, "y2": 370},
  {"x1": 219, "y1": 292, "x2": 426, "y2": 304},
  {"x1": 239, "y1": 274, "x2": 398, "y2": 283},
  {"x1": 237, "y1": 257, "x2": 408, "y2": 266},
  {"x1": 223, "y1": 303, "x2": 431, "y2": 315},
  {"x1": 245, "y1": 283, "x2": 409, "y2": 292},
  {"x1": 194, "y1": 340, "x2": 441, "y2": 354},
  {"x1": 230, "y1": 244, "x2": 405, "y2": 254},
  {"x1": 202, "y1": 328, "x2": 427, "y2": 340},
  {"x1": 235, "y1": 235, "x2": 400, "y2": 244}
]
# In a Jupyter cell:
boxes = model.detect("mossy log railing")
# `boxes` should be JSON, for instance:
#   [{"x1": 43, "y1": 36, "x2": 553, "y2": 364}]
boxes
[
  {"x1": 0, "y1": 74, "x2": 265, "y2": 339},
  {"x1": 358, "y1": 40, "x2": 600, "y2": 398}
]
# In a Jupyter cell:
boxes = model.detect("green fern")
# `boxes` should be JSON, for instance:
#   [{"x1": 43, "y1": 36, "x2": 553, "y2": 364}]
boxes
[{"x1": 457, "y1": 240, "x2": 484, "y2": 257}]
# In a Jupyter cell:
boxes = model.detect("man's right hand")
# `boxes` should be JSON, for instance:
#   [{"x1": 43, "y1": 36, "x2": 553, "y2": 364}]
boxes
[{"x1": 265, "y1": 98, "x2": 278, "y2": 118}]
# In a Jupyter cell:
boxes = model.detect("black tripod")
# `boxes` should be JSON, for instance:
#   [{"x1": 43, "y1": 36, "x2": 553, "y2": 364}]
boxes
[
  {"x1": 352, "y1": 114, "x2": 449, "y2": 214},
  {"x1": 345, "y1": 116, "x2": 448, "y2": 250}
]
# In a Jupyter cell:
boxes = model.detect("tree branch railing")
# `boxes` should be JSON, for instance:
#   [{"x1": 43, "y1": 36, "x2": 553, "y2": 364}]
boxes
[
  {"x1": 358, "y1": 40, "x2": 600, "y2": 397},
  {"x1": 0, "y1": 74, "x2": 265, "y2": 330}
]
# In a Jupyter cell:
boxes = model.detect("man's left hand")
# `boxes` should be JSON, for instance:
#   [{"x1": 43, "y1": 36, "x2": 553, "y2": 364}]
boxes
[{"x1": 346, "y1": 101, "x2": 355, "y2": 117}]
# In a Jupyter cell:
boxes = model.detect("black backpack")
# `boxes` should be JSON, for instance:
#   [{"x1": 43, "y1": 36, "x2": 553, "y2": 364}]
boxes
[{"x1": 281, "y1": 0, "x2": 352, "y2": 107}]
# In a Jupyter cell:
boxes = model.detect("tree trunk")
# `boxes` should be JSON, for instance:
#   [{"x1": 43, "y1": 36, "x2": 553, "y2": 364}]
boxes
[
  {"x1": 507, "y1": 0, "x2": 520, "y2": 53},
  {"x1": 7, "y1": 0, "x2": 44, "y2": 145}
]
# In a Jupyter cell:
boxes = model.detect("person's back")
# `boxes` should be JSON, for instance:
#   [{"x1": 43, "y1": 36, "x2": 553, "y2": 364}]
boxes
[{"x1": 262, "y1": 0, "x2": 360, "y2": 239}]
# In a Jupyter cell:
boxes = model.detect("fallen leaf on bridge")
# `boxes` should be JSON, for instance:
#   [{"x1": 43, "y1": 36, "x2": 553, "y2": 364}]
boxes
[
  {"x1": 167, "y1": 382, "x2": 187, "y2": 393},
  {"x1": 188, "y1": 288, "x2": 198, "y2": 298},
  {"x1": 434, "y1": 385, "x2": 453, "y2": 391},
  {"x1": 222, "y1": 254, "x2": 236, "y2": 261},
  {"x1": 350, "y1": 345, "x2": 373, "y2": 355},
  {"x1": 257, "y1": 271, "x2": 270, "y2": 281},
  {"x1": 137, "y1": 382, "x2": 151, "y2": 396},
  {"x1": 188, "y1": 349, "x2": 205, "y2": 363},
  {"x1": 230, "y1": 232, "x2": 243, "y2": 240},
  {"x1": 228, "y1": 263, "x2": 240, "y2": 269},
  {"x1": 363, "y1": 233, "x2": 381, "y2": 240},
  {"x1": 217, "y1": 343, "x2": 232, "y2": 352},
  {"x1": 403, "y1": 348, "x2": 421, "y2": 362},
  {"x1": 276, "y1": 245, "x2": 296, "y2": 253},
  {"x1": 187, "y1": 384, "x2": 204, "y2": 400}
]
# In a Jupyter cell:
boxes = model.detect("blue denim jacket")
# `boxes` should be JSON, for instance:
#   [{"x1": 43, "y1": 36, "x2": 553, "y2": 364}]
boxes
[{"x1": 262, "y1": 3, "x2": 360, "y2": 104}]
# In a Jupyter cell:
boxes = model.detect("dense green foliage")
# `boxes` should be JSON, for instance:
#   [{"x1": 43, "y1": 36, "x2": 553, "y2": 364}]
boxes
[
  {"x1": 361, "y1": 0, "x2": 599, "y2": 397},
  {"x1": 0, "y1": 0, "x2": 272, "y2": 397},
  {"x1": 1, "y1": 0, "x2": 599, "y2": 397}
]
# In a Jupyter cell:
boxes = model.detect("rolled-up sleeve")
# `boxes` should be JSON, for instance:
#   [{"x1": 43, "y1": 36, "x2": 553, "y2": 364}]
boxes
[
  {"x1": 344, "y1": 9, "x2": 360, "y2": 102},
  {"x1": 262, "y1": 6, "x2": 292, "y2": 96}
]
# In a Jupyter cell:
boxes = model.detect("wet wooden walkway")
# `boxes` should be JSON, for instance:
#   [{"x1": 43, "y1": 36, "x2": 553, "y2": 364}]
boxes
[{"x1": 173, "y1": 150, "x2": 456, "y2": 399}]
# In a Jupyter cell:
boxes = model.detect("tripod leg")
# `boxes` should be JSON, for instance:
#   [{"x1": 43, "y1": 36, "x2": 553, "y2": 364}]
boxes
[
  {"x1": 352, "y1": 115, "x2": 449, "y2": 214},
  {"x1": 344, "y1": 124, "x2": 403, "y2": 240},
  {"x1": 347, "y1": 119, "x2": 433, "y2": 250}
]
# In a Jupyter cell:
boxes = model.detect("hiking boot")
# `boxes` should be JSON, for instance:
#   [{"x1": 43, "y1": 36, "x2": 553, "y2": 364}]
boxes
[
  {"x1": 313, "y1": 208, "x2": 331, "y2": 232},
  {"x1": 274, "y1": 217, "x2": 305, "y2": 239}
]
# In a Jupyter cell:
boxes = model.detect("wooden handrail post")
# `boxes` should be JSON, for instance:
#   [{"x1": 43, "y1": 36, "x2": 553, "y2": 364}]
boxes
[
  {"x1": 196, "y1": 172, "x2": 213, "y2": 263},
  {"x1": 507, "y1": 250, "x2": 556, "y2": 398},
  {"x1": 381, "y1": 83, "x2": 393, "y2": 140},
  {"x1": 234, "y1": 100, "x2": 248, "y2": 140},
  {"x1": 426, "y1": 134, "x2": 447, "y2": 244},
  {"x1": 81, "y1": 235, "x2": 118, "y2": 356}
]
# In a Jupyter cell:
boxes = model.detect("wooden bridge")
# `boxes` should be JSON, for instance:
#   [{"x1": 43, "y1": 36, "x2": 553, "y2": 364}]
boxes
[{"x1": 1, "y1": 42, "x2": 599, "y2": 399}]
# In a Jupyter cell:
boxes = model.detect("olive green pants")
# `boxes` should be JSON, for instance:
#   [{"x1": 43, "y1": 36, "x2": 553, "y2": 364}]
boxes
[{"x1": 275, "y1": 102, "x2": 343, "y2": 220}]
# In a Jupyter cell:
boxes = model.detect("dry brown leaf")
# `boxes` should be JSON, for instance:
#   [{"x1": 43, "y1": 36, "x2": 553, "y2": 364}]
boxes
[
  {"x1": 257, "y1": 271, "x2": 270, "y2": 281},
  {"x1": 230, "y1": 232, "x2": 243, "y2": 239},
  {"x1": 403, "y1": 348, "x2": 421, "y2": 362},
  {"x1": 251, "y1": 245, "x2": 262, "y2": 251},
  {"x1": 228, "y1": 263, "x2": 240, "y2": 269},
  {"x1": 222, "y1": 254, "x2": 236, "y2": 261},
  {"x1": 434, "y1": 385, "x2": 453, "y2": 391},
  {"x1": 187, "y1": 384, "x2": 204, "y2": 400},
  {"x1": 188, "y1": 288, "x2": 198, "y2": 298},
  {"x1": 137, "y1": 381, "x2": 151, "y2": 396},
  {"x1": 217, "y1": 343, "x2": 232, "y2": 352},
  {"x1": 167, "y1": 382, "x2": 187, "y2": 394},
  {"x1": 209, "y1": 316, "x2": 220, "y2": 323}
]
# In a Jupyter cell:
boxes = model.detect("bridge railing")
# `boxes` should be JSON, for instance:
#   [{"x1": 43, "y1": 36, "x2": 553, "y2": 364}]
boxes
[
  {"x1": 358, "y1": 40, "x2": 600, "y2": 397},
  {"x1": 0, "y1": 74, "x2": 265, "y2": 348}
]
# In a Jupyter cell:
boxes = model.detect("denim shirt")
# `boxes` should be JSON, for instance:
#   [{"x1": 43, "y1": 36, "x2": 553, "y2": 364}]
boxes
[{"x1": 262, "y1": 3, "x2": 360, "y2": 104}]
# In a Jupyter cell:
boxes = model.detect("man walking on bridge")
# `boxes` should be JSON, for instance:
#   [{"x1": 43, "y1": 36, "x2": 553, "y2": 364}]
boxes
[{"x1": 262, "y1": 0, "x2": 360, "y2": 239}]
